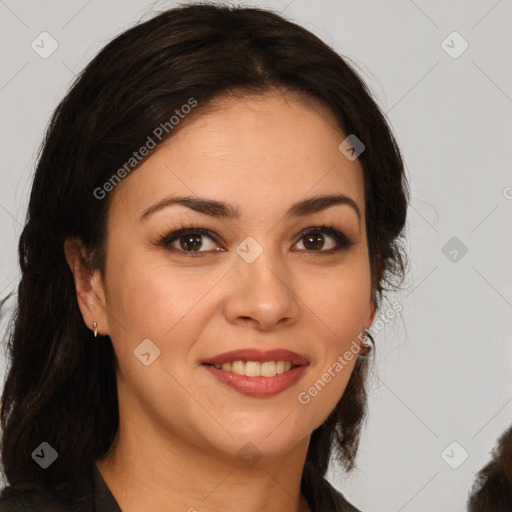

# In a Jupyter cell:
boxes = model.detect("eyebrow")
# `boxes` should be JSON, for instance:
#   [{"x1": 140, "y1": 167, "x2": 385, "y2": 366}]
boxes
[{"x1": 139, "y1": 193, "x2": 361, "y2": 222}]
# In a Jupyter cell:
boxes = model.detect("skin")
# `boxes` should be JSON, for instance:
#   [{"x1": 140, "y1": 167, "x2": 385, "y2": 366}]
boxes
[{"x1": 65, "y1": 89, "x2": 377, "y2": 512}]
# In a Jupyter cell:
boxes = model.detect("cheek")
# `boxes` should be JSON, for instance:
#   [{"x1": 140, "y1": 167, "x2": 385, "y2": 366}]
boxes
[
  {"x1": 104, "y1": 250, "x2": 223, "y2": 340},
  {"x1": 295, "y1": 352, "x2": 358, "y2": 435},
  {"x1": 292, "y1": 265, "x2": 370, "y2": 420},
  {"x1": 302, "y1": 264, "x2": 371, "y2": 337}
]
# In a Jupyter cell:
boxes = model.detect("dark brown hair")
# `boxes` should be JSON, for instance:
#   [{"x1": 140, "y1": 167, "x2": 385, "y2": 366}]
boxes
[
  {"x1": 0, "y1": 2, "x2": 409, "y2": 503},
  {"x1": 468, "y1": 424, "x2": 512, "y2": 511}
]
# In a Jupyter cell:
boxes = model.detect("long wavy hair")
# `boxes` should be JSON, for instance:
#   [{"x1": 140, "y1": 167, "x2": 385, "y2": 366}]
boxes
[
  {"x1": 0, "y1": 2, "x2": 409, "y2": 504},
  {"x1": 468, "y1": 424, "x2": 512, "y2": 511}
]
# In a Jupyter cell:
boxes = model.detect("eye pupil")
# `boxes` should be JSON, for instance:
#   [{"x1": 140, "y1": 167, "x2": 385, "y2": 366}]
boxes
[
  {"x1": 180, "y1": 234, "x2": 202, "y2": 251},
  {"x1": 304, "y1": 233, "x2": 324, "y2": 250}
]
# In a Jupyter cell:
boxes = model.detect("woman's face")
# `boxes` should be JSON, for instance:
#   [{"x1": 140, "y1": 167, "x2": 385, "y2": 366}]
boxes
[{"x1": 95, "y1": 91, "x2": 376, "y2": 463}]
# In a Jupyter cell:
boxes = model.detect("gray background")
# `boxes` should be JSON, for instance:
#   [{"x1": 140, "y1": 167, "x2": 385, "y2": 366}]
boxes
[{"x1": 0, "y1": 1, "x2": 511, "y2": 511}]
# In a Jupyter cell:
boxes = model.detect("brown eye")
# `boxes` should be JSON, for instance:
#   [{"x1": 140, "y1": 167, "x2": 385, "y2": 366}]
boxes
[
  {"x1": 293, "y1": 226, "x2": 355, "y2": 254},
  {"x1": 301, "y1": 232, "x2": 330, "y2": 251},
  {"x1": 178, "y1": 233, "x2": 203, "y2": 252},
  {"x1": 157, "y1": 225, "x2": 355, "y2": 258},
  {"x1": 159, "y1": 228, "x2": 222, "y2": 257}
]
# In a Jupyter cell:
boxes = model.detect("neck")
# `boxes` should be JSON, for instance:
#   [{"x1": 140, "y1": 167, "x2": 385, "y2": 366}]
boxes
[{"x1": 95, "y1": 405, "x2": 313, "y2": 512}]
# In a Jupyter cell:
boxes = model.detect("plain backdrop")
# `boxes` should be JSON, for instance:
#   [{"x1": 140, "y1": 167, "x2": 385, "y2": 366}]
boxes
[{"x1": 0, "y1": 1, "x2": 511, "y2": 511}]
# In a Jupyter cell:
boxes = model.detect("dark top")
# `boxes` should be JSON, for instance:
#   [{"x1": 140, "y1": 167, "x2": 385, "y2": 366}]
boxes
[{"x1": 0, "y1": 464, "x2": 362, "y2": 511}]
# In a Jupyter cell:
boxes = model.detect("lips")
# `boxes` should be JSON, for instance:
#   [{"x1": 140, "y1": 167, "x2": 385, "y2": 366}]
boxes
[
  {"x1": 201, "y1": 348, "x2": 309, "y2": 366},
  {"x1": 203, "y1": 364, "x2": 308, "y2": 397}
]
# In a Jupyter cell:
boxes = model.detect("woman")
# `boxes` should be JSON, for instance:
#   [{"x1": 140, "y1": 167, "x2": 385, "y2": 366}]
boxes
[
  {"x1": 0, "y1": 3, "x2": 408, "y2": 511},
  {"x1": 468, "y1": 424, "x2": 512, "y2": 511}
]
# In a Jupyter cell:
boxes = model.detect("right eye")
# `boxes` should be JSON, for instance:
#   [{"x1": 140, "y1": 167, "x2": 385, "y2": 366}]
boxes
[{"x1": 157, "y1": 227, "x2": 224, "y2": 257}]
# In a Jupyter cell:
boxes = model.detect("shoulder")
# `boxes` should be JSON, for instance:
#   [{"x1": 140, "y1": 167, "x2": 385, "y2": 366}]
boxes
[
  {"x1": 0, "y1": 474, "x2": 93, "y2": 512},
  {"x1": 0, "y1": 485, "x2": 70, "y2": 511},
  {"x1": 317, "y1": 477, "x2": 363, "y2": 512}
]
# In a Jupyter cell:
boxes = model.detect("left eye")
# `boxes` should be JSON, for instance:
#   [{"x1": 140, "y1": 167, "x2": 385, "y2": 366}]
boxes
[
  {"x1": 158, "y1": 226, "x2": 354, "y2": 257},
  {"x1": 294, "y1": 228, "x2": 340, "y2": 252},
  {"x1": 159, "y1": 228, "x2": 221, "y2": 255}
]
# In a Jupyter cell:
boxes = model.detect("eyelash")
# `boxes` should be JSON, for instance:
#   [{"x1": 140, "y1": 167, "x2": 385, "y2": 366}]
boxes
[{"x1": 156, "y1": 223, "x2": 356, "y2": 258}]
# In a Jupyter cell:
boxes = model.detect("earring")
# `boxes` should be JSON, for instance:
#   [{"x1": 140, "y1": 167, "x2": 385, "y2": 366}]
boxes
[
  {"x1": 358, "y1": 329, "x2": 374, "y2": 359},
  {"x1": 93, "y1": 322, "x2": 98, "y2": 338}
]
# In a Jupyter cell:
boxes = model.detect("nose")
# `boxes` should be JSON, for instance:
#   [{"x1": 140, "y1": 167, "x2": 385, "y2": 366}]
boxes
[{"x1": 223, "y1": 247, "x2": 300, "y2": 331}]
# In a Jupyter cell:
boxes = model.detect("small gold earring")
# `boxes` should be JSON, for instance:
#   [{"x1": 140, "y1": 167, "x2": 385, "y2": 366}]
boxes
[
  {"x1": 358, "y1": 329, "x2": 374, "y2": 359},
  {"x1": 93, "y1": 322, "x2": 98, "y2": 338}
]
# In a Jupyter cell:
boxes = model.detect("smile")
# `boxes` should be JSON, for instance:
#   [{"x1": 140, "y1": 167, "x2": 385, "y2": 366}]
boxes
[{"x1": 203, "y1": 360, "x2": 296, "y2": 377}]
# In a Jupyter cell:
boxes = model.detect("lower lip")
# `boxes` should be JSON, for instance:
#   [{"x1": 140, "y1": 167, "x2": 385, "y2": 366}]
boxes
[{"x1": 202, "y1": 364, "x2": 308, "y2": 397}]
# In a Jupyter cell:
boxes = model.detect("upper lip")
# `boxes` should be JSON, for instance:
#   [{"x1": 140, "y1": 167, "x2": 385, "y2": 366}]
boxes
[{"x1": 201, "y1": 348, "x2": 309, "y2": 366}]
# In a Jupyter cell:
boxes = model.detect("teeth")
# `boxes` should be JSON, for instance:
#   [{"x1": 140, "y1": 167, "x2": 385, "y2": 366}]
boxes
[
  {"x1": 245, "y1": 361, "x2": 262, "y2": 377},
  {"x1": 261, "y1": 361, "x2": 276, "y2": 377},
  {"x1": 232, "y1": 361, "x2": 245, "y2": 374},
  {"x1": 210, "y1": 360, "x2": 295, "y2": 377}
]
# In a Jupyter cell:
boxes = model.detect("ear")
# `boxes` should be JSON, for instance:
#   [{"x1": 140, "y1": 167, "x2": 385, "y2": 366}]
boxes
[
  {"x1": 365, "y1": 254, "x2": 383, "y2": 328},
  {"x1": 63, "y1": 238, "x2": 110, "y2": 337},
  {"x1": 365, "y1": 297, "x2": 377, "y2": 330}
]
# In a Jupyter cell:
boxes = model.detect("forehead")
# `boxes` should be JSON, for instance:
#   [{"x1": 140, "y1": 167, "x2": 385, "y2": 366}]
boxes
[{"x1": 110, "y1": 90, "x2": 366, "y2": 222}]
